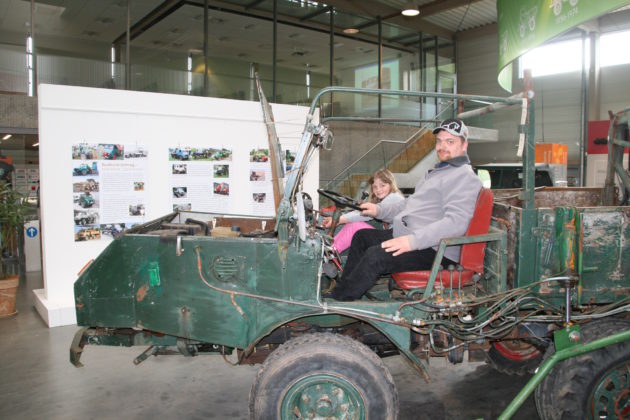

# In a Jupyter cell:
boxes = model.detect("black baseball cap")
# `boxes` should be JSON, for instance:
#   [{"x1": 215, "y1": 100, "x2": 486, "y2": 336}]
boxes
[{"x1": 433, "y1": 118, "x2": 469, "y2": 141}]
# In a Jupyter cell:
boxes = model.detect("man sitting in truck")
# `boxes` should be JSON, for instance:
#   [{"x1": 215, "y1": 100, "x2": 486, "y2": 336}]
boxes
[{"x1": 324, "y1": 118, "x2": 482, "y2": 301}]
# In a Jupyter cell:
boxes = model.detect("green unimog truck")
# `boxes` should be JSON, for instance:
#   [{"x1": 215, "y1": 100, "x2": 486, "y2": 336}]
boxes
[{"x1": 70, "y1": 87, "x2": 630, "y2": 419}]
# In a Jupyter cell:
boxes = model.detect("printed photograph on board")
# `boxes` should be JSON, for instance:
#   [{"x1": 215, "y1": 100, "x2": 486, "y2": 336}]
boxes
[
  {"x1": 172, "y1": 187, "x2": 187, "y2": 198},
  {"x1": 173, "y1": 203, "x2": 192, "y2": 211},
  {"x1": 169, "y1": 147, "x2": 191, "y2": 161},
  {"x1": 250, "y1": 170, "x2": 265, "y2": 181},
  {"x1": 74, "y1": 226, "x2": 101, "y2": 242},
  {"x1": 72, "y1": 162, "x2": 99, "y2": 177},
  {"x1": 172, "y1": 163, "x2": 187, "y2": 174},
  {"x1": 129, "y1": 203, "x2": 145, "y2": 216},
  {"x1": 124, "y1": 146, "x2": 147, "y2": 159},
  {"x1": 207, "y1": 147, "x2": 232, "y2": 161},
  {"x1": 214, "y1": 164, "x2": 229, "y2": 178},
  {"x1": 250, "y1": 148, "x2": 269, "y2": 162},
  {"x1": 213, "y1": 182, "x2": 230, "y2": 196},
  {"x1": 74, "y1": 209, "x2": 99, "y2": 226},
  {"x1": 72, "y1": 143, "x2": 98, "y2": 160},
  {"x1": 73, "y1": 178, "x2": 99, "y2": 193},
  {"x1": 97, "y1": 144, "x2": 124, "y2": 160},
  {"x1": 73, "y1": 191, "x2": 98, "y2": 209},
  {"x1": 100, "y1": 223, "x2": 125, "y2": 238}
]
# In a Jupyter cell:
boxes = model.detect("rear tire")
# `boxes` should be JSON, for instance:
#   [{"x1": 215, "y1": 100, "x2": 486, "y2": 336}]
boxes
[
  {"x1": 487, "y1": 339, "x2": 542, "y2": 375},
  {"x1": 535, "y1": 318, "x2": 630, "y2": 420},
  {"x1": 249, "y1": 333, "x2": 398, "y2": 419}
]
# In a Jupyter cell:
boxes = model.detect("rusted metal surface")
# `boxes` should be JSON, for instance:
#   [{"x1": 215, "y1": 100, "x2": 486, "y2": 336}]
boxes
[
  {"x1": 493, "y1": 187, "x2": 609, "y2": 208},
  {"x1": 493, "y1": 188, "x2": 629, "y2": 303},
  {"x1": 136, "y1": 283, "x2": 148, "y2": 302}
]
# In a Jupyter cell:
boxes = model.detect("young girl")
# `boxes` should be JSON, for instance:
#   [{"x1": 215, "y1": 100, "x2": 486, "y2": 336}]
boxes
[{"x1": 322, "y1": 169, "x2": 404, "y2": 253}]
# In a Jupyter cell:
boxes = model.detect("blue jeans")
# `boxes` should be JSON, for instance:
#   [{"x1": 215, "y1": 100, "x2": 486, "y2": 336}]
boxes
[{"x1": 329, "y1": 229, "x2": 456, "y2": 300}]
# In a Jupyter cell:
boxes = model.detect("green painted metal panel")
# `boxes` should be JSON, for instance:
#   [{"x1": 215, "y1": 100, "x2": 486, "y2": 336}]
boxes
[
  {"x1": 580, "y1": 208, "x2": 630, "y2": 302},
  {"x1": 74, "y1": 231, "x2": 329, "y2": 350}
]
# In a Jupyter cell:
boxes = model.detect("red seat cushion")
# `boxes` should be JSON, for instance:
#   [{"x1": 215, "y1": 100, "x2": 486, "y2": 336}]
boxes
[
  {"x1": 392, "y1": 269, "x2": 474, "y2": 289},
  {"x1": 392, "y1": 188, "x2": 494, "y2": 290}
]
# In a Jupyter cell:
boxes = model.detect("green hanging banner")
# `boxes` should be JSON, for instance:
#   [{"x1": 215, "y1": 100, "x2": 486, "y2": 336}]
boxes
[{"x1": 497, "y1": 0, "x2": 630, "y2": 92}]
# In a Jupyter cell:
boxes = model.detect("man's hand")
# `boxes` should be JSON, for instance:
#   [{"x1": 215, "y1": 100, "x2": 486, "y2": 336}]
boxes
[
  {"x1": 360, "y1": 202, "x2": 378, "y2": 217},
  {"x1": 381, "y1": 236, "x2": 412, "y2": 256}
]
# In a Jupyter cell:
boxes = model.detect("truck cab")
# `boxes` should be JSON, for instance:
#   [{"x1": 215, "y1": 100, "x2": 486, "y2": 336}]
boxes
[{"x1": 474, "y1": 162, "x2": 555, "y2": 188}]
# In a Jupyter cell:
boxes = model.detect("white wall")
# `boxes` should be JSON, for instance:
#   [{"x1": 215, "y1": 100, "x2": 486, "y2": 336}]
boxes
[{"x1": 35, "y1": 84, "x2": 317, "y2": 327}]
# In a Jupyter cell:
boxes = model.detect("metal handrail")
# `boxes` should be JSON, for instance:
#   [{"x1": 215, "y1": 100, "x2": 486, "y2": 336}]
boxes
[
  {"x1": 323, "y1": 102, "x2": 454, "y2": 191},
  {"x1": 307, "y1": 86, "x2": 525, "y2": 116},
  {"x1": 309, "y1": 87, "x2": 525, "y2": 192}
]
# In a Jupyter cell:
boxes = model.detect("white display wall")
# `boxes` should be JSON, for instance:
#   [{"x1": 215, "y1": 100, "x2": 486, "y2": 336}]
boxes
[{"x1": 36, "y1": 84, "x2": 318, "y2": 327}]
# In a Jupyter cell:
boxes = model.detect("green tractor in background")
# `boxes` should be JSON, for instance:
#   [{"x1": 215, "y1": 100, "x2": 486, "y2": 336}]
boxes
[{"x1": 70, "y1": 87, "x2": 630, "y2": 419}]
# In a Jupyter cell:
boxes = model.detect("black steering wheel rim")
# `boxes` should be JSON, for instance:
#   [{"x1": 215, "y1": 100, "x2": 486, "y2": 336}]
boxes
[{"x1": 317, "y1": 189, "x2": 362, "y2": 211}]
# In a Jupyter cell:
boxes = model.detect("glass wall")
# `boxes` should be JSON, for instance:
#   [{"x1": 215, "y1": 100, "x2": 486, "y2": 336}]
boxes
[
  {"x1": 129, "y1": 4, "x2": 203, "y2": 95},
  {"x1": 0, "y1": 1, "x2": 454, "y2": 106},
  {"x1": 276, "y1": 22, "x2": 330, "y2": 105},
  {"x1": 0, "y1": 48, "x2": 28, "y2": 94}
]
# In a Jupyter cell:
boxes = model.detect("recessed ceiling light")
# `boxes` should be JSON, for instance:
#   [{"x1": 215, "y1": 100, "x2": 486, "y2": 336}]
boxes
[
  {"x1": 2, "y1": 134, "x2": 12, "y2": 140},
  {"x1": 401, "y1": 3, "x2": 420, "y2": 17},
  {"x1": 343, "y1": 28, "x2": 359, "y2": 34}
]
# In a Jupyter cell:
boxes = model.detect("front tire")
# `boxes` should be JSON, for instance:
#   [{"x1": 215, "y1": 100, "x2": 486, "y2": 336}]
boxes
[
  {"x1": 249, "y1": 333, "x2": 398, "y2": 419},
  {"x1": 535, "y1": 318, "x2": 630, "y2": 420}
]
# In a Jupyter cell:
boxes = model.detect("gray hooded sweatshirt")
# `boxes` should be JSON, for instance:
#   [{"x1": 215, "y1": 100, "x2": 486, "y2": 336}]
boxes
[{"x1": 375, "y1": 155, "x2": 482, "y2": 262}]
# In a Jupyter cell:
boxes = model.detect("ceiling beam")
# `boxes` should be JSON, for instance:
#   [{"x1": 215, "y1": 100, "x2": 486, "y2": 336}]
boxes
[
  {"x1": 454, "y1": 22, "x2": 497, "y2": 40},
  {"x1": 300, "y1": 5, "x2": 332, "y2": 22},
  {"x1": 112, "y1": 0, "x2": 185, "y2": 45},
  {"x1": 245, "y1": 0, "x2": 266, "y2": 9},
  {"x1": 418, "y1": 0, "x2": 487, "y2": 18},
  {"x1": 323, "y1": 0, "x2": 454, "y2": 39},
  {"x1": 386, "y1": 32, "x2": 418, "y2": 43},
  {"x1": 185, "y1": 0, "x2": 417, "y2": 53}
]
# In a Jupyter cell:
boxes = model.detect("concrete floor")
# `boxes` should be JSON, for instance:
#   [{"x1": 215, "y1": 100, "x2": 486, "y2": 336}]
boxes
[{"x1": 0, "y1": 271, "x2": 539, "y2": 420}]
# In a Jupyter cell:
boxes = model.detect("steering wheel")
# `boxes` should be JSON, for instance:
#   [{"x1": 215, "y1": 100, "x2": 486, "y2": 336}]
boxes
[{"x1": 317, "y1": 189, "x2": 362, "y2": 211}]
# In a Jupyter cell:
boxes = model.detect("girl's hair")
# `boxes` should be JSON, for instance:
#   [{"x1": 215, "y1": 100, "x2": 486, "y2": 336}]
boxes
[{"x1": 368, "y1": 169, "x2": 400, "y2": 203}]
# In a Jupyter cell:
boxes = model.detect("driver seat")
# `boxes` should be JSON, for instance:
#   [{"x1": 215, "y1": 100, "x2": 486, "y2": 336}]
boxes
[{"x1": 391, "y1": 188, "x2": 494, "y2": 289}]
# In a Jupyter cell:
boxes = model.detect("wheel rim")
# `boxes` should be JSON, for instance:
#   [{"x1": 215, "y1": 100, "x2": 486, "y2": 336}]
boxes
[
  {"x1": 493, "y1": 341, "x2": 541, "y2": 361},
  {"x1": 281, "y1": 374, "x2": 365, "y2": 419},
  {"x1": 590, "y1": 362, "x2": 630, "y2": 419}
]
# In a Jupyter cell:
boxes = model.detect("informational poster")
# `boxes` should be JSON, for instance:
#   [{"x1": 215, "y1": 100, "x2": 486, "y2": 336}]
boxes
[
  {"x1": 71, "y1": 143, "x2": 148, "y2": 242},
  {"x1": 169, "y1": 146, "x2": 234, "y2": 213},
  {"x1": 248, "y1": 147, "x2": 274, "y2": 215}
]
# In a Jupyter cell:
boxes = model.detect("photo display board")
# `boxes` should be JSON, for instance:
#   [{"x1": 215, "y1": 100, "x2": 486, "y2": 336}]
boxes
[
  {"x1": 71, "y1": 143, "x2": 148, "y2": 242},
  {"x1": 37, "y1": 84, "x2": 317, "y2": 327}
]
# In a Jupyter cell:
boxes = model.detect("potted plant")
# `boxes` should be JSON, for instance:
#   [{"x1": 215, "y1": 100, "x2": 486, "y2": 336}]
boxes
[{"x1": 0, "y1": 181, "x2": 28, "y2": 317}]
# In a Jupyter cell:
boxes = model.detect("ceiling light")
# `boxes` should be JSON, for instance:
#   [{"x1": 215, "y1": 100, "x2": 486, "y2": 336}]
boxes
[
  {"x1": 2, "y1": 134, "x2": 11, "y2": 140},
  {"x1": 343, "y1": 28, "x2": 359, "y2": 34},
  {"x1": 32, "y1": 142, "x2": 39, "y2": 147},
  {"x1": 401, "y1": 3, "x2": 420, "y2": 17}
]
